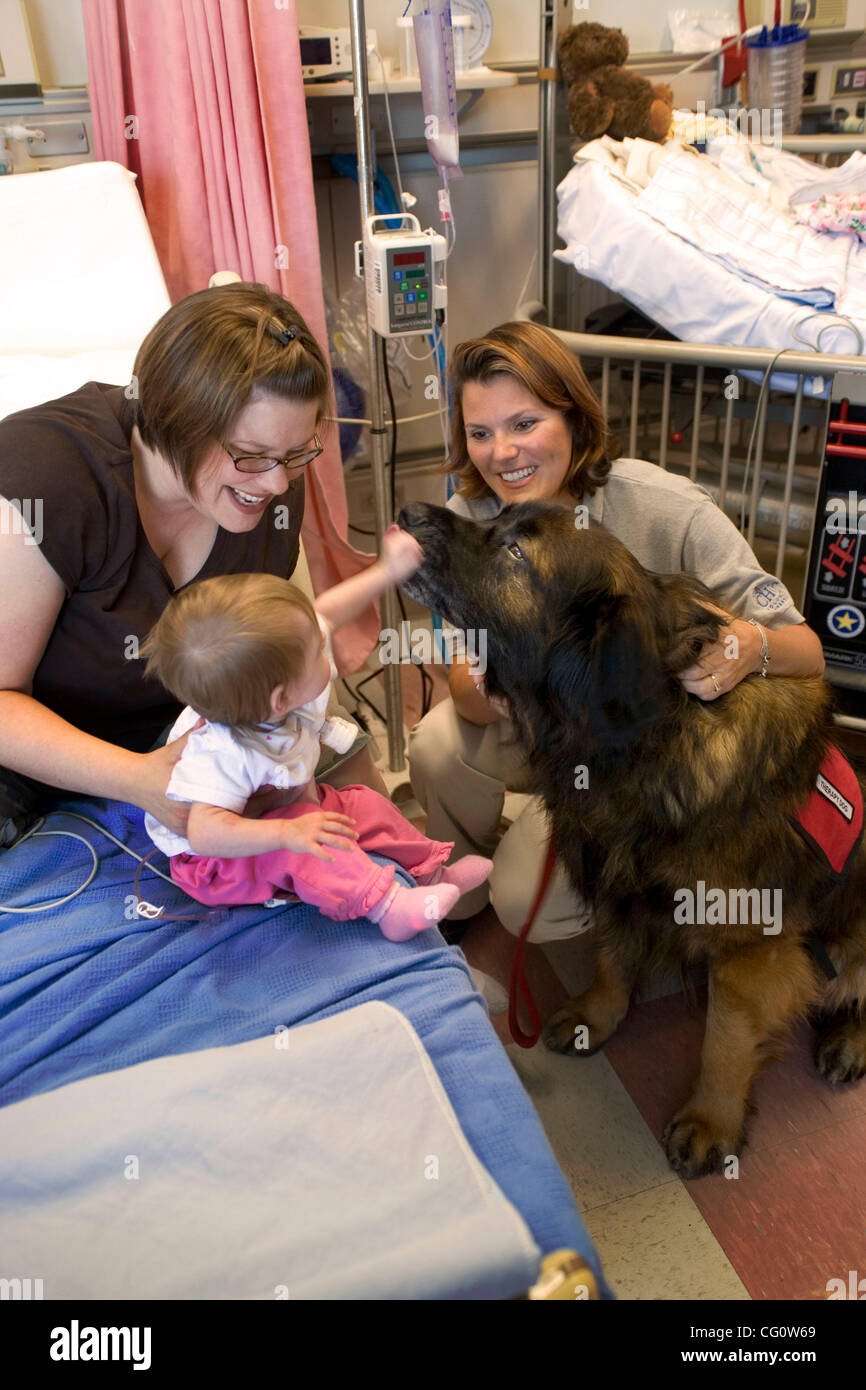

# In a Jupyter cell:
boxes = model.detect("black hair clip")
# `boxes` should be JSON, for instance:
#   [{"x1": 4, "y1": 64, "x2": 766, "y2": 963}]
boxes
[{"x1": 268, "y1": 322, "x2": 297, "y2": 346}]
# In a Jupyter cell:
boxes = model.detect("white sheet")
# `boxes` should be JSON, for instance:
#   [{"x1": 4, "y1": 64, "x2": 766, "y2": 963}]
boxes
[
  {"x1": 555, "y1": 157, "x2": 864, "y2": 371},
  {"x1": 0, "y1": 1002, "x2": 541, "y2": 1300},
  {"x1": 635, "y1": 147, "x2": 851, "y2": 308}
]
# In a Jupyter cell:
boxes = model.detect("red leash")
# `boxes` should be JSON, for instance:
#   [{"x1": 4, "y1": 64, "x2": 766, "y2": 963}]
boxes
[{"x1": 508, "y1": 836, "x2": 558, "y2": 1048}]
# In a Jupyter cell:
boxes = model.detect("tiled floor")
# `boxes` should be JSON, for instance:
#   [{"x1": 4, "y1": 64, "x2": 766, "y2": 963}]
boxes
[{"x1": 340, "y1": 660, "x2": 866, "y2": 1302}]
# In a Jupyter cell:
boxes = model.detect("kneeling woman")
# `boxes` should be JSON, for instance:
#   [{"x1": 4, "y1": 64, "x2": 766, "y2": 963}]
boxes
[{"x1": 408, "y1": 321, "x2": 825, "y2": 939}]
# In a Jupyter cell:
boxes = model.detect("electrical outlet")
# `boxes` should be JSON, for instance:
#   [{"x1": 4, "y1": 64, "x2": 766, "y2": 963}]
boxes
[{"x1": 24, "y1": 121, "x2": 89, "y2": 157}]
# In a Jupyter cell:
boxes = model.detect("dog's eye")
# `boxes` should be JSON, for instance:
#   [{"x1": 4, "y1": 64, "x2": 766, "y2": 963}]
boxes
[{"x1": 507, "y1": 542, "x2": 526, "y2": 562}]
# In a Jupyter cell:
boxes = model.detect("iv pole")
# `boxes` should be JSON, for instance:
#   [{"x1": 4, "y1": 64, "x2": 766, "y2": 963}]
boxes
[{"x1": 348, "y1": 0, "x2": 405, "y2": 773}]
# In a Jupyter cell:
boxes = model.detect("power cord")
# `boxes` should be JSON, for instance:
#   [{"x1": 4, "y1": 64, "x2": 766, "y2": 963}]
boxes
[
  {"x1": 381, "y1": 335, "x2": 433, "y2": 720},
  {"x1": 737, "y1": 312, "x2": 864, "y2": 537},
  {"x1": 0, "y1": 810, "x2": 203, "y2": 921},
  {"x1": 342, "y1": 670, "x2": 389, "y2": 727}
]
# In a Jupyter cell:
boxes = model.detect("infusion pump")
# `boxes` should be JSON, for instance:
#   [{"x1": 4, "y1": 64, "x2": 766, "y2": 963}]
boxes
[{"x1": 355, "y1": 216, "x2": 448, "y2": 339}]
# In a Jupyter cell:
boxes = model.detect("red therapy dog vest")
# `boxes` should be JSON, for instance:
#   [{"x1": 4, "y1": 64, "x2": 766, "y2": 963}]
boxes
[{"x1": 790, "y1": 745, "x2": 864, "y2": 876}]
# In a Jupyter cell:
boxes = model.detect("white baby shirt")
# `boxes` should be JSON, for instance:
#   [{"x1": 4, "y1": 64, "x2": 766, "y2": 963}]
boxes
[{"x1": 144, "y1": 615, "x2": 357, "y2": 858}]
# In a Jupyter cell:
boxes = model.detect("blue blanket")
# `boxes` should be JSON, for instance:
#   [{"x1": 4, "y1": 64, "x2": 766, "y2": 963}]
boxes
[{"x1": 0, "y1": 797, "x2": 612, "y2": 1297}]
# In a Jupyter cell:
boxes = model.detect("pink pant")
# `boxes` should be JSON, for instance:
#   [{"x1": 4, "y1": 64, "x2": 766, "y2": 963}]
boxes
[{"x1": 170, "y1": 782, "x2": 453, "y2": 921}]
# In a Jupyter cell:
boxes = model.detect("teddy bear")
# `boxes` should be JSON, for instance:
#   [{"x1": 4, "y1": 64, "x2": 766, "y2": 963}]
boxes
[{"x1": 557, "y1": 22, "x2": 673, "y2": 144}]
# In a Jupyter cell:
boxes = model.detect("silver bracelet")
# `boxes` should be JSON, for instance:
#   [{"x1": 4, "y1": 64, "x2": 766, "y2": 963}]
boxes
[{"x1": 747, "y1": 618, "x2": 770, "y2": 677}]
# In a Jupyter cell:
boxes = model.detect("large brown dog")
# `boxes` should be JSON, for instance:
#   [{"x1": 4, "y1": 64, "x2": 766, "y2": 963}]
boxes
[{"x1": 399, "y1": 499, "x2": 866, "y2": 1178}]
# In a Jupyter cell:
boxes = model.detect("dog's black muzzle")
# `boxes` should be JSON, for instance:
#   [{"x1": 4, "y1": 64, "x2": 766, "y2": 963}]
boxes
[{"x1": 397, "y1": 502, "x2": 465, "y2": 621}]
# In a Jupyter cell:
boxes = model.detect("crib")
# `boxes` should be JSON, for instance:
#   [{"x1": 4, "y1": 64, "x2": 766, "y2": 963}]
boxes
[{"x1": 528, "y1": 3, "x2": 866, "y2": 731}]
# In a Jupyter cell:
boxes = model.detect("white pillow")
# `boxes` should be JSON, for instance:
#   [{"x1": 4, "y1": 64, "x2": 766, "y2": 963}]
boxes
[{"x1": 0, "y1": 162, "x2": 170, "y2": 355}]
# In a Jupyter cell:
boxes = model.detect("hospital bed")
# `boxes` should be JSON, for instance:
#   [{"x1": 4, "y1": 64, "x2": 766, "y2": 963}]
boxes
[
  {"x1": 532, "y1": 2, "x2": 866, "y2": 711},
  {"x1": 0, "y1": 161, "x2": 611, "y2": 1301}
]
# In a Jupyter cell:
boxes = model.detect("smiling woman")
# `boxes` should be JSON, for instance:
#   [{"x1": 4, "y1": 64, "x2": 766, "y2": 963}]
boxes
[
  {"x1": 0, "y1": 283, "x2": 374, "y2": 850},
  {"x1": 449, "y1": 320, "x2": 613, "y2": 508}
]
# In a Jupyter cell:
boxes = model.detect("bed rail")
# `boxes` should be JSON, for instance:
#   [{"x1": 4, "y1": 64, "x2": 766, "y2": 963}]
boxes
[{"x1": 517, "y1": 300, "x2": 866, "y2": 587}]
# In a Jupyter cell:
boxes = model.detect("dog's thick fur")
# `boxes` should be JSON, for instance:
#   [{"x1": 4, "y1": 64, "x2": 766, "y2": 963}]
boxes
[{"x1": 399, "y1": 499, "x2": 866, "y2": 1177}]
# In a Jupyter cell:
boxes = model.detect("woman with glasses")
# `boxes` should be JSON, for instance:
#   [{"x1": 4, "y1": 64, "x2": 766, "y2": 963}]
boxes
[{"x1": 0, "y1": 282, "x2": 382, "y2": 848}]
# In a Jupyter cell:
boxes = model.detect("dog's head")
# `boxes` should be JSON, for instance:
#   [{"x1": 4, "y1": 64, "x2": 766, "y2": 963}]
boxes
[{"x1": 399, "y1": 500, "x2": 723, "y2": 757}]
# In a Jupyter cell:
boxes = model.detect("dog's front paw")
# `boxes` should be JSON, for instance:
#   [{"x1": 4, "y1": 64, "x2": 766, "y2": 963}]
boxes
[
  {"x1": 662, "y1": 1109, "x2": 746, "y2": 1179},
  {"x1": 543, "y1": 1003, "x2": 608, "y2": 1056},
  {"x1": 814, "y1": 1018, "x2": 866, "y2": 1084}
]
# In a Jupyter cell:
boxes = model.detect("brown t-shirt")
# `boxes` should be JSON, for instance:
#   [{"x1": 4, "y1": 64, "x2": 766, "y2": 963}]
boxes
[{"x1": 0, "y1": 382, "x2": 305, "y2": 753}]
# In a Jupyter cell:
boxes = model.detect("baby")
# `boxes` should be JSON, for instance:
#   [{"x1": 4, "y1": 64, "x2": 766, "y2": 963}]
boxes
[{"x1": 140, "y1": 526, "x2": 492, "y2": 940}]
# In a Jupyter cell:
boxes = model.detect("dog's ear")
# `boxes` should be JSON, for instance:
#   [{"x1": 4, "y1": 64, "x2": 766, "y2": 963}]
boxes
[
  {"x1": 656, "y1": 575, "x2": 727, "y2": 675},
  {"x1": 549, "y1": 592, "x2": 668, "y2": 746}
]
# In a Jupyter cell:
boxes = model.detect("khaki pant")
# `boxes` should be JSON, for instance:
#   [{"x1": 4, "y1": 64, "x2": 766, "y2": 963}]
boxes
[{"x1": 408, "y1": 698, "x2": 593, "y2": 942}]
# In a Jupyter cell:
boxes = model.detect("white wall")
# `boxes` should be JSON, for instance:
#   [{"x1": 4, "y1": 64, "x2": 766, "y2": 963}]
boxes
[
  {"x1": 294, "y1": 0, "x2": 765, "y2": 64},
  {"x1": 296, "y1": 0, "x2": 539, "y2": 63},
  {"x1": 22, "y1": 0, "x2": 88, "y2": 88}
]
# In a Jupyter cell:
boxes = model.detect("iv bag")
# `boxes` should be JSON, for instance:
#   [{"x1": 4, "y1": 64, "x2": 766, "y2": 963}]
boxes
[{"x1": 406, "y1": 0, "x2": 463, "y2": 180}]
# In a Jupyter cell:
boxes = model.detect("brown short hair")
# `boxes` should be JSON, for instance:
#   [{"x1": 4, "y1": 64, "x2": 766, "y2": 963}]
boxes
[
  {"x1": 141, "y1": 573, "x2": 318, "y2": 730},
  {"x1": 448, "y1": 321, "x2": 616, "y2": 502},
  {"x1": 132, "y1": 283, "x2": 330, "y2": 490}
]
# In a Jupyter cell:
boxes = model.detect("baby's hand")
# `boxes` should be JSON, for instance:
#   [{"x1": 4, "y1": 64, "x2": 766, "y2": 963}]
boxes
[
  {"x1": 381, "y1": 524, "x2": 424, "y2": 583},
  {"x1": 280, "y1": 811, "x2": 359, "y2": 862}
]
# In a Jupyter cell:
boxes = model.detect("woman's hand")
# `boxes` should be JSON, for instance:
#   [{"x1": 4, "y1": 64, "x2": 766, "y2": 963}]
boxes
[
  {"x1": 677, "y1": 603, "x2": 762, "y2": 700},
  {"x1": 280, "y1": 811, "x2": 359, "y2": 861},
  {"x1": 132, "y1": 721, "x2": 205, "y2": 834},
  {"x1": 381, "y1": 523, "x2": 424, "y2": 583}
]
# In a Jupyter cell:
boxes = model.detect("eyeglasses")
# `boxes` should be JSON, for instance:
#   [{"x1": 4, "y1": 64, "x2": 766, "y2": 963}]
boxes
[{"x1": 222, "y1": 433, "x2": 323, "y2": 474}]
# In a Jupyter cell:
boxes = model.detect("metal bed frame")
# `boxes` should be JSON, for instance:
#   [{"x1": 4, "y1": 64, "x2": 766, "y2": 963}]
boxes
[{"x1": 527, "y1": 0, "x2": 866, "y2": 730}]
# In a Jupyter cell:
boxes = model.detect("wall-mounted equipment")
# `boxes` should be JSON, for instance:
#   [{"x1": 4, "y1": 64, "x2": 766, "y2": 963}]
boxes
[
  {"x1": 299, "y1": 26, "x2": 378, "y2": 81},
  {"x1": 788, "y1": 0, "x2": 848, "y2": 29},
  {"x1": 803, "y1": 376, "x2": 866, "y2": 720}
]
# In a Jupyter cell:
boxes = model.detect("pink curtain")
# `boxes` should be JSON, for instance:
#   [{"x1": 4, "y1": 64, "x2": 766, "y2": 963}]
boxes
[{"x1": 81, "y1": 0, "x2": 379, "y2": 673}]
